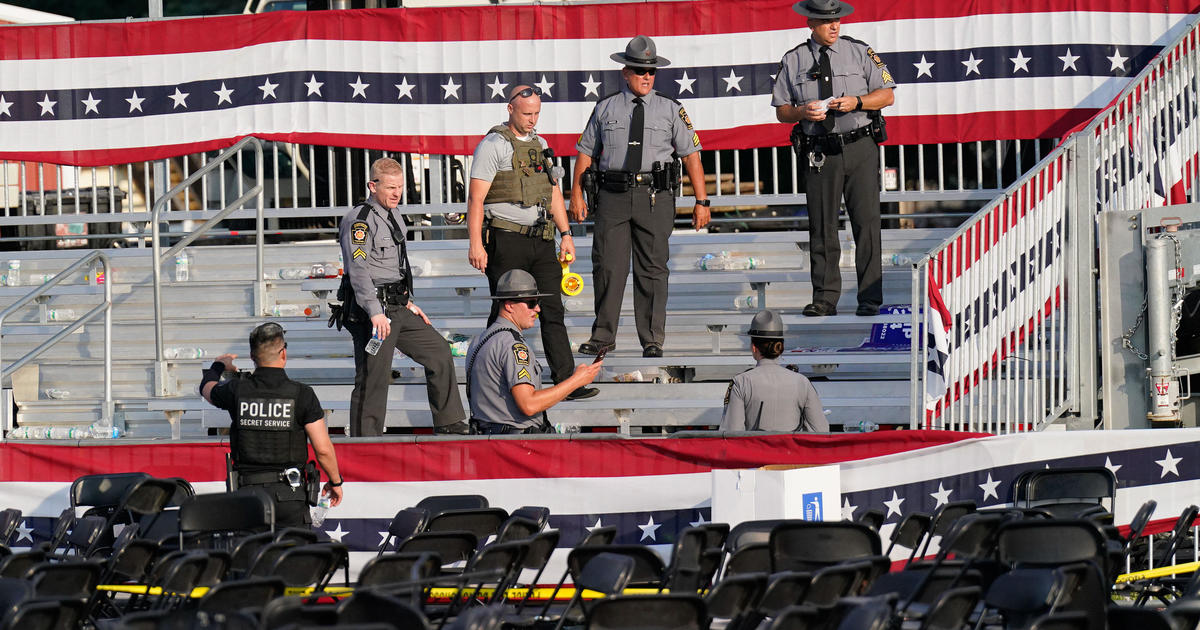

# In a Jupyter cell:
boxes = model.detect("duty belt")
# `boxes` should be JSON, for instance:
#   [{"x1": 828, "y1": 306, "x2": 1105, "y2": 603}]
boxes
[
  {"x1": 598, "y1": 171, "x2": 654, "y2": 187},
  {"x1": 808, "y1": 125, "x2": 873, "y2": 150},
  {"x1": 487, "y1": 217, "x2": 554, "y2": 241},
  {"x1": 375, "y1": 282, "x2": 410, "y2": 306},
  {"x1": 239, "y1": 469, "x2": 296, "y2": 486}
]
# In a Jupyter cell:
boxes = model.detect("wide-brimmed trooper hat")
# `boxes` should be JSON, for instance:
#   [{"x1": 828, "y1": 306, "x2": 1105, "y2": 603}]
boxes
[
  {"x1": 610, "y1": 35, "x2": 672, "y2": 69},
  {"x1": 792, "y1": 0, "x2": 855, "y2": 19},
  {"x1": 744, "y1": 310, "x2": 785, "y2": 340},
  {"x1": 489, "y1": 269, "x2": 552, "y2": 300}
]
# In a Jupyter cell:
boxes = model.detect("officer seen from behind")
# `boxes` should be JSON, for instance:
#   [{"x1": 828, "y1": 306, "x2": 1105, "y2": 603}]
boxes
[
  {"x1": 467, "y1": 84, "x2": 597, "y2": 402},
  {"x1": 571, "y1": 35, "x2": 711, "y2": 359},
  {"x1": 721, "y1": 310, "x2": 828, "y2": 432},
  {"x1": 202, "y1": 322, "x2": 343, "y2": 528},
  {"x1": 466, "y1": 270, "x2": 604, "y2": 435},
  {"x1": 335, "y1": 158, "x2": 469, "y2": 437}
]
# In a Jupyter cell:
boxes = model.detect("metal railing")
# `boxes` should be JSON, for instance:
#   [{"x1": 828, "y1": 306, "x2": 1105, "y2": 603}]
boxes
[
  {"x1": 0, "y1": 250, "x2": 114, "y2": 425},
  {"x1": 151, "y1": 137, "x2": 263, "y2": 395},
  {"x1": 911, "y1": 13, "x2": 1200, "y2": 431}
]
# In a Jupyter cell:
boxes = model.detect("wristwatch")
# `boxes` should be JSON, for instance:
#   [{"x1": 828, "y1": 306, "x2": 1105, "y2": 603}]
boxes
[
  {"x1": 696, "y1": 199, "x2": 711, "y2": 207},
  {"x1": 855, "y1": 96, "x2": 863, "y2": 111},
  {"x1": 560, "y1": 229, "x2": 572, "y2": 237}
]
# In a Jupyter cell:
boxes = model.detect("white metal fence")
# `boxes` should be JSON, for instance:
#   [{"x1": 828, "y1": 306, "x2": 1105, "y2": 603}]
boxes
[{"x1": 912, "y1": 14, "x2": 1200, "y2": 431}]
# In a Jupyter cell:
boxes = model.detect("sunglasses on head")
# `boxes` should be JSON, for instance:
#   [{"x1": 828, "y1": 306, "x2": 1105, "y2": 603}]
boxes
[
  {"x1": 626, "y1": 66, "x2": 657, "y2": 76},
  {"x1": 509, "y1": 86, "x2": 544, "y2": 101}
]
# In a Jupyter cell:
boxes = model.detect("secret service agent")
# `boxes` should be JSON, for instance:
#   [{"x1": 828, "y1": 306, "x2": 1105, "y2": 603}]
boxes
[
  {"x1": 466, "y1": 84, "x2": 597, "y2": 402},
  {"x1": 570, "y1": 34, "x2": 710, "y2": 359},
  {"x1": 338, "y1": 157, "x2": 468, "y2": 436},
  {"x1": 202, "y1": 322, "x2": 343, "y2": 528},
  {"x1": 772, "y1": 0, "x2": 896, "y2": 317},
  {"x1": 721, "y1": 310, "x2": 828, "y2": 432},
  {"x1": 466, "y1": 270, "x2": 604, "y2": 434}
]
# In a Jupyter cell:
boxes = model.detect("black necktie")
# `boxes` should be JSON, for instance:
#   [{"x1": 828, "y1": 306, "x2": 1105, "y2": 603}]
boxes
[
  {"x1": 383, "y1": 209, "x2": 413, "y2": 296},
  {"x1": 624, "y1": 97, "x2": 645, "y2": 173},
  {"x1": 818, "y1": 46, "x2": 834, "y2": 133}
]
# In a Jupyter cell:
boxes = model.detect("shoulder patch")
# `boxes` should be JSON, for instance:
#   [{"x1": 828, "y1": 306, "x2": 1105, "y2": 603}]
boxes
[
  {"x1": 723, "y1": 382, "x2": 734, "y2": 407},
  {"x1": 881, "y1": 69, "x2": 895, "y2": 84},
  {"x1": 866, "y1": 47, "x2": 886, "y2": 69},
  {"x1": 352, "y1": 248, "x2": 366, "y2": 260},
  {"x1": 350, "y1": 221, "x2": 369, "y2": 245},
  {"x1": 678, "y1": 107, "x2": 694, "y2": 131},
  {"x1": 512, "y1": 342, "x2": 530, "y2": 366},
  {"x1": 516, "y1": 367, "x2": 531, "y2": 380},
  {"x1": 786, "y1": 364, "x2": 801, "y2": 373}
]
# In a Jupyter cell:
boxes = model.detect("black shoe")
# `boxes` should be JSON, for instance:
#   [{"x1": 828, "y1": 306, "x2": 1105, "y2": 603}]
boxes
[
  {"x1": 802, "y1": 302, "x2": 838, "y2": 317},
  {"x1": 642, "y1": 345, "x2": 663, "y2": 358},
  {"x1": 578, "y1": 341, "x2": 614, "y2": 356},
  {"x1": 856, "y1": 304, "x2": 881, "y2": 317},
  {"x1": 566, "y1": 387, "x2": 599, "y2": 401},
  {"x1": 434, "y1": 420, "x2": 471, "y2": 435}
]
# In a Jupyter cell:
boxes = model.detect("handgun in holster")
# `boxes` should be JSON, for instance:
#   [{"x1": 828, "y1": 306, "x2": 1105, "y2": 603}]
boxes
[
  {"x1": 581, "y1": 167, "x2": 599, "y2": 209},
  {"x1": 226, "y1": 452, "x2": 239, "y2": 492},
  {"x1": 327, "y1": 274, "x2": 363, "y2": 331},
  {"x1": 789, "y1": 123, "x2": 811, "y2": 157},
  {"x1": 868, "y1": 110, "x2": 887, "y2": 143},
  {"x1": 304, "y1": 461, "x2": 320, "y2": 507}
]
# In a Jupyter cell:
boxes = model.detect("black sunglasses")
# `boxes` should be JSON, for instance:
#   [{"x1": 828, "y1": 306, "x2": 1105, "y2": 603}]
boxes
[
  {"x1": 508, "y1": 86, "x2": 543, "y2": 101},
  {"x1": 514, "y1": 298, "x2": 540, "y2": 308},
  {"x1": 626, "y1": 66, "x2": 657, "y2": 76}
]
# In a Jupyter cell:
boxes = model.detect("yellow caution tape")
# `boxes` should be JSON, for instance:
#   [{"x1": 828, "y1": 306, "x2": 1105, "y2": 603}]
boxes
[
  {"x1": 98, "y1": 584, "x2": 664, "y2": 600},
  {"x1": 1115, "y1": 560, "x2": 1200, "y2": 583}
]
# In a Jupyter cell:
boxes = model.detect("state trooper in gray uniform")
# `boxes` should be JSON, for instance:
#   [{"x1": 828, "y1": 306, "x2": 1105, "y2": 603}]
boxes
[
  {"x1": 570, "y1": 35, "x2": 711, "y2": 359},
  {"x1": 466, "y1": 270, "x2": 604, "y2": 435},
  {"x1": 772, "y1": 0, "x2": 896, "y2": 317},
  {"x1": 336, "y1": 157, "x2": 468, "y2": 437},
  {"x1": 721, "y1": 310, "x2": 828, "y2": 432}
]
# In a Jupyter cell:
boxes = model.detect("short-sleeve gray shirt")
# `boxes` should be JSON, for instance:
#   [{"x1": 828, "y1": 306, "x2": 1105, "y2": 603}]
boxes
[
  {"x1": 771, "y1": 36, "x2": 896, "y2": 136},
  {"x1": 469, "y1": 127, "x2": 550, "y2": 226},
  {"x1": 466, "y1": 319, "x2": 543, "y2": 429},
  {"x1": 339, "y1": 197, "x2": 409, "y2": 318},
  {"x1": 575, "y1": 87, "x2": 702, "y2": 172},
  {"x1": 721, "y1": 358, "x2": 828, "y2": 432}
]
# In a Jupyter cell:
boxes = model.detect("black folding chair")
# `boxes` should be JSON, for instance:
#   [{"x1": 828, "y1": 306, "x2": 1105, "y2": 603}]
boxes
[
  {"x1": 918, "y1": 500, "x2": 977, "y2": 558},
  {"x1": 705, "y1": 572, "x2": 767, "y2": 630},
  {"x1": 195, "y1": 576, "x2": 286, "y2": 617},
  {"x1": 885, "y1": 512, "x2": 933, "y2": 566},
  {"x1": 0, "y1": 510, "x2": 21, "y2": 548},
  {"x1": 551, "y1": 552, "x2": 635, "y2": 630},
  {"x1": 1015, "y1": 467, "x2": 1116, "y2": 518},
  {"x1": 377, "y1": 507, "x2": 430, "y2": 557},
  {"x1": 585, "y1": 593, "x2": 706, "y2": 630},
  {"x1": 768, "y1": 521, "x2": 881, "y2": 573},
  {"x1": 416, "y1": 494, "x2": 489, "y2": 517},
  {"x1": 338, "y1": 588, "x2": 430, "y2": 629},
  {"x1": 425, "y1": 508, "x2": 509, "y2": 547},
  {"x1": 178, "y1": 490, "x2": 275, "y2": 551}
]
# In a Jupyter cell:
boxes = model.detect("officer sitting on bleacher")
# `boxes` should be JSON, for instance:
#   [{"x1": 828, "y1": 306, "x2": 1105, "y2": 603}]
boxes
[{"x1": 721, "y1": 310, "x2": 828, "y2": 432}]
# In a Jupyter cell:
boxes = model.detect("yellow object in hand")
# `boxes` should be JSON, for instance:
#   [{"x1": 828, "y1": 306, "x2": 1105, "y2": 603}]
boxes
[{"x1": 560, "y1": 253, "x2": 583, "y2": 296}]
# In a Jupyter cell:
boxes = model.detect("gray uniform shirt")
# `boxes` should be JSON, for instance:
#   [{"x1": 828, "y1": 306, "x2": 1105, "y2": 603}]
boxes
[
  {"x1": 339, "y1": 197, "x2": 409, "y2": 318},
  {"x1": 469, "y1": 127, "x2": 550, "y2": 226},
  {"x1": 721, "y1": 358, "x2": 828, "y2": 432},
  {"x1": 771, "y1": 36, "x2": 896, "y2": 136},
  {"x1": 576, "y1": 87, "x2": 701, "y2": 172},
  {"x1": 466, "y1": 319, "x2": 542, "y2": 429}
]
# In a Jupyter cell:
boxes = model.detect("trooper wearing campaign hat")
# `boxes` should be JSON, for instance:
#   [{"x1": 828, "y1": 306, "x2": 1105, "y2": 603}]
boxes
[
  {"x1": 721, "y1": 310, "x2": 829, "y2": 433},
  {"x1": 772, "y1": 0, "x2": 895, "y2": 319},
  {"x1": 466, "y1": 270, "x2": 605, "y2": 434},
  {"x1": 571, "y1": 35, "x2": 711, "y2": 360}
]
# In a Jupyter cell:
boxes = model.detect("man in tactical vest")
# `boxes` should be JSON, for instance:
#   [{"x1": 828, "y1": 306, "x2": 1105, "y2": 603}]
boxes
[
  {"x1": 467, "y1": 84, "x2": 597, "y2": 401},
  {"x1": 466, "y1": 270, "x2": 605, "y2": 434},
  {"x1": 202, "y1": 322, "x2": 343, "y2": 528},
  {"x1": 336, "y1": 157, "x2": 469, "y2": 437}
]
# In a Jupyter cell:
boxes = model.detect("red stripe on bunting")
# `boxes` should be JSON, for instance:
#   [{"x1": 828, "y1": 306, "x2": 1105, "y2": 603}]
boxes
[
  {"x1": 0, "y1": 0, "x2": 1195, "y2": 60},
  {"x1": 0, "y1": 431, "x2": 986, "y2": 483},
  {"x1": 0, "y1": 109, "x2": 1103, "y2": 168}
]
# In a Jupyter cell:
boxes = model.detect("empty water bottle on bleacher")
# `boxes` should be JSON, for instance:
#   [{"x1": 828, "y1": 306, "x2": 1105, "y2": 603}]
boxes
[
  {"x1": 270, "y1": 304, "x2": 318, "y2": 317},
  {"x1": 278, "y1": 268, "x2": 309, "y2": 279},
  {"x1": 174, "y1": 253, "x2": 191, "y2": 282},
  {"x1": 164, "y1": 347, "x2": 206, "y2": 359},
  {"x1": 696, "y1": 252, "x2": 762, "y2": 271},
  {"x1": 843, "y1": 420, "x2": 879, "y2": 433},
  {"x1": 733, "y1": 296, "x2": 759, "y2": 309},
  {"x1": 47, "y1": 309, "x2": 76, "y2": 321}
]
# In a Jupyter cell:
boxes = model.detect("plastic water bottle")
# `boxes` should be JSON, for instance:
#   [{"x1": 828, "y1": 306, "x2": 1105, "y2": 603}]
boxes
[
  {"x1": 888, "y1": 254, "x2": 915, "y2": 266},
  {"x1": 5, "y1": 260, "x2": 20, "y2": 286},
  {"x1": 733, "y1": 296, "x2": 759, "y2": 309},
  {"x1": 47, "y1": 309, "x2": 76, "y2": 321},
  {"x1": 278, "y1": 268, "x2": 309, "y2": 280},
  {"x1": 444, "y1": 333, "x2": 471, "y2": 357},
  {"x1": 174, "y1": 253, "x2": 190, "y2": 282},
  {"x1": 365, "y1": 332, "x2": 383, "y2": 356},
  {"x1": 554, "y1": 423, "x2": 582, "y2": 434},
  {"x1": 164, "y1": 347, "x2": 206, "y2": 360},
  {"x1": 87, "y1": 423, "x2": 123, "y2": 439},
  {"x1": 44, "y1": 388, "x2": 69, "y2": 399},
  {"x1": 8, "y1": 426, "x2": 38, "y2": 439},
  {"x1": 696, "y1": 253, "x2": 728, "y2": 271},
  {"x1": 310, "y1": 495, "x2": 332, "y2": 527},
  {"x1": 48, "y1": 426, "x2": 81, "y2": 439},
  {"x1": 843, "y1": 420, "x2": 880, "y2": 433},
  {"x1": 270, "y1": 304, "x2": 317, "y2": 317},
  {"x1": 308, "y1": 262, "x2": 341, "y2": 279},
  {"x1": 725, "y1": 256, "x2": 761, "y2": 270}
]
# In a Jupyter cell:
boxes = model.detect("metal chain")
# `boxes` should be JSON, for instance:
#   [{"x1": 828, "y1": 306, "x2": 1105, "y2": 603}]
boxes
[
  {"x1": 1121, "y1": 298, "x2": 1150, "y2": 361},
  {"x1": 1121, "y1": 233, "x2": 1185, "y2": 363}
]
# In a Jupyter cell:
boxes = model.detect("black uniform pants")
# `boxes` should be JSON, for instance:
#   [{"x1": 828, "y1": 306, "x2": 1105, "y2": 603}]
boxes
[
  {"x1": 484, "y1": 228, "x2": 574, "y2": 385},
  {"x1": 589, "y1": 186, "x2": 675, "y2": 350},
  {"x1": 244, "y1": 481, "x2": 309, "y2": 528},
  {"x1": 805, "y1": 136, "x2": 883, "y2": 309},
  {"x1": 348, "y1": 304, "x2": 465, "y2": 436}
]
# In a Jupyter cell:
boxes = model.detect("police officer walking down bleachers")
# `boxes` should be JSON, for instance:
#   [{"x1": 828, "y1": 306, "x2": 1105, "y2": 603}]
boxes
[
  {"x1": 721, "y1": 310, "x2": 828, "y2": 432},
  {"x1": 570, "y1": 35, "x2": 711, "y2": 359},
  {"x1": 201, "y1": 322, "x2": 344, "y2": 528},
  {"x1": 466, "y1": 270, "x2": 604, "y2": 435},
  {"x1": 334, "y1": 157, "x2": 469, "y2": 437}
]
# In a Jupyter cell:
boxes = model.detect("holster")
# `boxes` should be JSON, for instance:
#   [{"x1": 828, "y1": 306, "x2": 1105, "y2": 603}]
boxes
[
  {"x1": 790, "y1": 123, "x2": 810, "y2": 157},
  {"x1": 225, "y1": 453, "x2": 239, "y2": 492},
  {"x1": 651, "y1": 161, "x2": 680, "y2": 192},
  {"x1": 304, "y1": 461, "x2": 319, "y2": 507},
  {"x1": 868, "y1": 111, "x2": 888, "y2": 143},
  {"x1": 329, "y1": 275, "x2": 365, "y2": 332},
  {"x1": 581, "y1": 168, "x2": 599, "y2": 208}
]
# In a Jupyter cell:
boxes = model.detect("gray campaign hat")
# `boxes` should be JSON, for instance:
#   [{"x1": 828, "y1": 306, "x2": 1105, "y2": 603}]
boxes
[
  {"x1": 490, "y1": 269, "x2": 552, "y2": 300},
  {"x1": 792, "y1": 0, "x2": 855, "y2": 19},
  {"x1": 745, "y1": 310, "x2": 785, "y2": 339},
  {"x1": 610, "y1": 35, "x2": 671, "y2": 69}
]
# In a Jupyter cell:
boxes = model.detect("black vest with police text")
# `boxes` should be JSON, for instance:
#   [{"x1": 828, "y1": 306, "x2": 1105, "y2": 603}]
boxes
[{"x1": 230, "y1": 377, "x2": 308, "y2": 469}]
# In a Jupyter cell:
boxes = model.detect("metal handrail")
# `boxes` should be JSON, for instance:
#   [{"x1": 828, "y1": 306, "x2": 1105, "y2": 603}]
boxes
[
  {"x1": 151, "y1": 137, "x2": 264, "y2": 378},
  {"x1": 0, "y1": 250, "x2": 114, "y2": 425}
]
